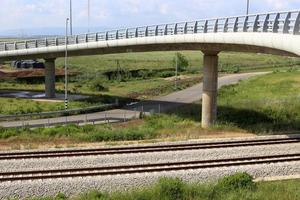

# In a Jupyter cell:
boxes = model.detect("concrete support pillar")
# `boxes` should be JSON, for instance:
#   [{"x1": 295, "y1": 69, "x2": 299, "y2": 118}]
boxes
[
  {"x1": 44, "y1": 58, "x2": 56, "y2": 98},
  {"x1": 201, "y1": 52, "x2": 219, "y2": 128}
]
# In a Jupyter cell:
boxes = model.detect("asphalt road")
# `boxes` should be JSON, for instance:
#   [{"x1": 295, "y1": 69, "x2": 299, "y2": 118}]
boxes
[{"x1": 0, "y1": 72, "x2": 268, "y2": 128}]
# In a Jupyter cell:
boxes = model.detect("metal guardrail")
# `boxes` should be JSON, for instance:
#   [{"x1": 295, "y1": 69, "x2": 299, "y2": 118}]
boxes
[
  {"x1": 1, "y1": 104, "x2": 161, "y2": 129},
  {"x1": 0, "y1": 103, "x2": 117, "y2": 121},
  {"x1": 0, "y1": 11, "x2": 299, "y2": 52}
]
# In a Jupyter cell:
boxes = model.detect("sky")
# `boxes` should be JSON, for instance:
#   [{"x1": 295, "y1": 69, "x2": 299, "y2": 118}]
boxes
[{"x1": 0, "y1": 0, "x2": 299, "y2": 36}]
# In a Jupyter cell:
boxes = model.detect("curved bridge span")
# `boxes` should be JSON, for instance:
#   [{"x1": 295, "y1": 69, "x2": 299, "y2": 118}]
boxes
[{"x1": 1, "y1": 11, "x2": 300, "y2": 128}]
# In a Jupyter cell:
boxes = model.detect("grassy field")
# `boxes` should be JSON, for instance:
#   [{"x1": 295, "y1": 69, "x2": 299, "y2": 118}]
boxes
[
  {"x1": 0, "y1": 76, "x2": 200, "y2": 115},
  {"x1": 0, "y1": 98, "x2": 99, "y2": 115},
  {"x1": 1, "y1": 71, "x2": 300, "y2": 148},
  {"x1": 26, "y1": 173, "x2": 300, "y2": 200},
  {"x1": 54, "y1": 51, "x2": 300, "y2": 72},
  {"x1": 172, "y1": 71, "x2": 300, "y2": 134},
  {"x1": 1, "y1": 51, "x2": 299, "y2": 114}
]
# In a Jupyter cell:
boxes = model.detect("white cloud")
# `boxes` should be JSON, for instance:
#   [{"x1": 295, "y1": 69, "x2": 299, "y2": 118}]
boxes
[
  {"x1": 0, "y1": 0, "x2": 299, "y2": 34},
  {"x1": 158, "y1": 3, "x2": 169, "y2": 15}
]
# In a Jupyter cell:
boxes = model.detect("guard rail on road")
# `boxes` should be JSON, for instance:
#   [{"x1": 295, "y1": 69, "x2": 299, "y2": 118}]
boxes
[{"x1": 0, "y1": 103, "x2": 117, "y2": 122}]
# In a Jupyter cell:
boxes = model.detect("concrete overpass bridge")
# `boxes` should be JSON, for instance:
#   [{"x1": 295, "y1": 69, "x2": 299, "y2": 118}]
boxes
[{"x1": 0, "y1": 10, "x2": 300, "y2": 128}]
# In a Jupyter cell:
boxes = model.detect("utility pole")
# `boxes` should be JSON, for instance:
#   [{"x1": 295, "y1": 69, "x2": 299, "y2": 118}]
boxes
[
  {"x1": 70, "y1": 0, "x2": 73, "y2": 35},
  {"x1": 88, "y1": 0, "x2": 90, "y2": 32},
  {"x1": 246, "y1": 0, "x2": 250, "y2": 15},
  {"x1": 175, "y1": 53, "x2": 178, "y2": 90},
  {"x1": 65, "y1": 18, "x2": 69, "y2": 111}
]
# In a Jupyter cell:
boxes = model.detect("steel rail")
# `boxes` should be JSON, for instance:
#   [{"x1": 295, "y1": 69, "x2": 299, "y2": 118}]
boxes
[
  {"x1": 0, "y1": 137, "x2": 299, "y2": 160},
  {"x1": 0, "y1": 153, "x2": 299, "y2": 182}
]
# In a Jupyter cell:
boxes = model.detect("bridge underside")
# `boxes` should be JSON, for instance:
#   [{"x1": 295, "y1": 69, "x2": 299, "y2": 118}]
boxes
[{"x1": 0, "y1": 43, "x2": 297, "y2": 61}]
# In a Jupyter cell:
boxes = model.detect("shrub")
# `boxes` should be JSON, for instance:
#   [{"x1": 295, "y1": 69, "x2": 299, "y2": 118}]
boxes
[
  {"x1": 156, "y1": 177, "x2": 185, "y2": 200},
  {"x1": 159, "y1": 71, "x2": 175, "y2": 78},
  {"x1": 80, "y1": 190, "x2": 106, "y2": 199},
  {"x1": 55, "y1": 193, "x2": 67, "y2": 200},
  {"x1": 137, "y1": 70, "x2": 153, "y2": 79},
  {"x1": 215, "y1": 172, "x2": 256, "y2": 192},
  {"x1": 173, "y1": 53, "x2": 189, "y2": 72},
  {"x1": 90, "y1": 77, "x2": 109, "y2": 92}
]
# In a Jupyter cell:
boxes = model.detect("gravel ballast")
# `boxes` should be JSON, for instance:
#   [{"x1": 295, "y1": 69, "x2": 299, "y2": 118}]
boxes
[
  {"x1": 0, "y1": 135, "x2": 300, "y2": 199},
  {"x1": 1, "y1": 161, "x2": 300, "y2": 199},
  {"x1": 0, "y1": 143, "x2": 299, "y2": 173}
]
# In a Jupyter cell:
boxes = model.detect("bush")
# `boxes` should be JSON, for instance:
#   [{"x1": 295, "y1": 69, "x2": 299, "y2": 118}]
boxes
[
  {"x1": 55, "y1": 193, "x2": 67, "y2": 200},
  {"x1": 173, "y1": 53, "x2": 189, "y2": 72},
  {"x1": 156, "y1": 177, "x2": 185, "y2": 200},
  {"x1": 215, "y1": 172, "x2": 256, "y2": 192},
  {"x1": 158, "y1": 71, "x2": 175, "y2": 78},
  {"x1": 90, "y1": 77, "x2": 109, "y2": 92},
  {"x1": 137, "y1": 70, "x2": 153, "y2": 79},
  {"x1": 80, "y1": 190, "x2": 106, "y2": 199}
]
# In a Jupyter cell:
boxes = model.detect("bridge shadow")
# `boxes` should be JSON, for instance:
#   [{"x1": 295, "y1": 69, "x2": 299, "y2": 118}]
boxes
[
  {"x1": 166, "y1": 102, "x2": 300, "y2": 135},
  {"x1": 122, "y1": 98, "x2": 300, "y2": 135}
]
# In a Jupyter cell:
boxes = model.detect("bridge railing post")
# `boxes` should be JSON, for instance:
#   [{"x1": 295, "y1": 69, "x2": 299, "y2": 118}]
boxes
[
  {"x1": 145, "y1": 26, "x2": 149, "y2": 36},
  {"x1": 213, "y1": 19, "x2": 219, "y2": 33},
  {"x1": 203, "y1": 20, "x2": 208, "y2": 33},
  {"x1": 116, "y1": 31, "x2": 119, "y2": 39},
  {"x1": 263, "y1": 14, "x2": 270, "y2": 32},
  {"x1": 126, "y1": 29, "x2": 129, "y2": 38},
  {"x1": 194, "y1": 21, "x2": 198, "y2": 33},
  {"x1": 184, "y1": 22, "x2": 188, "y2": 34},
  {"x1": 293, "y1": 12, "x2": 300, "y2": 34},
  {"x1": 174, "y1": 24, "x2": 178, "y2": 34},
  {"x1": 135, "y1": 28, "x2": 138, "y2": 37},
  {"x1": 283, "y1": 12, "x2": 292, "y2": 33},
  {"x1": 85, "y1": 34, "x2": 88, "y2": 42},
  {"x1": 243, "y1": 16, "x2": 249, "y2": 32},
  {"x1": 233, "y1": 17, "x2": 238, "y2": 32},
  {"x1": 155, "y1": 26, "x2": 159, "y2": 36},
  {"x1": 223, "y1": 18, "x2": 229, "y2": 32},
  {"x1": 272, "y1": 13, "x2": 280, "y2": 33},
  {"x1": 164, "y1": 25, "x2": 168, "y2": 35},
  {"x1": 253, "y1": 15, "x2": 259, "y2": 32}
]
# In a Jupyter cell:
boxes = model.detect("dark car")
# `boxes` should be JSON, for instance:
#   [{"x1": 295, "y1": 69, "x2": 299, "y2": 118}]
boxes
[{"x1": 11, "y1": 60, "x2": 45, "y2": 69}]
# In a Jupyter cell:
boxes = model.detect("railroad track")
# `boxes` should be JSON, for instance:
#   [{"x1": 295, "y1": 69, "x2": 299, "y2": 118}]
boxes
[
  {"x1": 0, "y1": 137, "x2": 299, "y2": 160},
  {"x1": 1, "y1": 153, "x2": 299, "y2": 182}
]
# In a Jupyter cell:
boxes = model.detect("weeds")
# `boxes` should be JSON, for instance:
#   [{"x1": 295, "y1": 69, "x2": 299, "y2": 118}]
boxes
[{"x1": 24, "y1": 173, "x2": 300, "y2": 200}]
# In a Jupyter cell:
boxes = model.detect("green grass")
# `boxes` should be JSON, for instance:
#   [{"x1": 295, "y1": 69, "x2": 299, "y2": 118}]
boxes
[
  {"x1": 0, "y1": 76, "x2": 200, "y2": 115},
  {"x1": 171, "y1": 71, "x2": 300, "y2": 134},
  {"x1": 1, "y1": 51, "x2": 300, "y2": 115},
  {"x1": 0, "y1": 114, "x2": 201, "y2": 145},
  {"x1": 54, "y1": 51, "x2": 300, "y2": 72},
  {"x1": 216, "y1": 70, "x2": 300, "y2": 133},
  {"x1": 0, "y1": 98, "x2": 99, "y2": 115},
  {"x1": 1, "y1": 71, "x2": 300, "y2": 143},
  {"x1": 25, "y1": 173, "x2": 300, "y2": 200},
  {"x1": 0, "y1": 114, "x2": 191, "y2": 142}
]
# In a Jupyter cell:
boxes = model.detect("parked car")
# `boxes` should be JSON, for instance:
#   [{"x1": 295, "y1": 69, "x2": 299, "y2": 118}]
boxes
[{"x1": 11, "y1": 60, "x2": 45, "y2": 69}]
